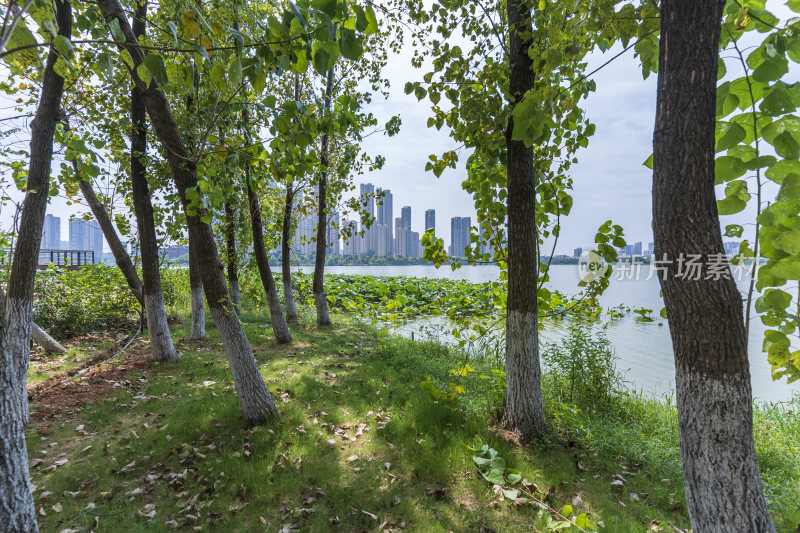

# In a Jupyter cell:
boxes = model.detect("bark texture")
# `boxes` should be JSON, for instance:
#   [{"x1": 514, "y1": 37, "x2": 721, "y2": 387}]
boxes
[
  {"x1": 247, "y1": 183, "x2": 292, "y2": 344},
  {"x1": 313, "y1": 65, "x2": 335, "y2": 326},
  {"x1": 98, "y1": 0, "x2": 278, "y2": 423},
  {"x1": 501, "y1": 0, "x2": 545, "y2": 440},
  {"x1": 281, "y1": 183, "x2": 299, "y2": 322},
  {"x1": 78, "y1": 177, "x2": 143, "y2": 304},
  {"x1": 0, "y1": 0, "x2": 72, "y2": 529},
  {"x1": 31, "y1": 322, "x2": 66, "y2": 354},
  {"x1": 225, "y1": 202, "x2": 241, "y2": 314},
  {"x1": 130, "y1": 0, "x2": 177, "y2": 363},
  {"x1": 189, "y1": 243, "x2": 205, "y2": 340},
  {"x1": 653, "y1": 2, "x2": 775, "y2": 531}
]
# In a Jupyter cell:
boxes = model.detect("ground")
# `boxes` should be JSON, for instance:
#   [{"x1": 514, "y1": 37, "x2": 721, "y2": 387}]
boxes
[{"x1": 25, "y1": 312, "x2": 699, "y2": 532}]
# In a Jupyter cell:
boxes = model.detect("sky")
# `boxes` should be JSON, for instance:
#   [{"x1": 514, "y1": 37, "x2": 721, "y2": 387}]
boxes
[{"x1": 3, "y1": 2, "x2": 795, "y2": 255}]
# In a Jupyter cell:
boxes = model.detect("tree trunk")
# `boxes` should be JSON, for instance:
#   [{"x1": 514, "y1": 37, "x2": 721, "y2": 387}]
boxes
[
  {"x1": 313, "y1": 64, "x2": 335, "y2": 326},
  {"x1": 501, "y1": 0, "x2": 545, "y2": 440},
  {"x1": 129, "y1": 0, "x2": 177, "y2": 363},
  {"x1": 225, "y1": 202, "x2": 241, "y2": 314},
  {"x1": 0, "y1": 287, "x2": 65, "y2": 354},
  {"x1": 247, "y1": 182, "x2": 292, "y2": 344},
  {"x1": 97, "y1": 0, "x2": 278, "y2": 423},
  {"x1": 78, "y1": 178, "x2": 143, "y2": 304},
  {"x1": 652, "y1": 2, "x2": 775, "y2": 531},
  {"x1": 0, "y1": 0, "x2": 72, "y2": 529},
  {"x1": 31, "y1": 322, "x2": 66, "y2": 354},
  {"x1": 281, "y1": 182, "x2": 299, "y2": 322},
  {"x1": 189, "y1": 242, "x2": 205, "y2": 340}
]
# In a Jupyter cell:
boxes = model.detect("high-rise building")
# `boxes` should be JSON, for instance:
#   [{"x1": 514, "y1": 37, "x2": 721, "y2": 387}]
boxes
[
  {"x1": 41, "y1": 214, "x2": 60, "y2": 250},
  {"x1": 375, "y1": 189, "x2": 393, "y2": 256},
  {"x1": 425, "y1": 209, "x2": 435, "y2": 235},
  {"x1": 342, "y1": 220, "x2": 359, "y2": 256},
  {"x1": 574, "y1": 247, "x2": 583, "y2": 257},
  {"x1": 326, "y1": 211, "x2": 340, "y2": 255},
  {"x1": 358, "y1": 183, "x2": 378, "y2": 254},
  {"x1": 401, "y1": 206, "x2": 411, "y2": 230},
  {"x1": 633, "y1": 241, "x2": 642, "y2": 255},
  {"x1": 69, "y1": 218, "x2": 104, "y2": 261},
  {"x1": 410, "y1": 231, "x2": 421, "y2": 258},
  {"x1": 450, "y1": 216, "x2": 471, "y2": 258}
]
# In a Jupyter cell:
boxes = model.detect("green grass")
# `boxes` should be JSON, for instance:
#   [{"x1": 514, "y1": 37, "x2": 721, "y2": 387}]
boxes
[{"x1": 25, "y1": 311, "x2": 800, "y2": 532}]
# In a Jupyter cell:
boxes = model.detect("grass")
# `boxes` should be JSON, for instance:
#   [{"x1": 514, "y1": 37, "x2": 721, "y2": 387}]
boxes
[{"x1": 25, "y1": 309, "x2": 800, "y2": 532}]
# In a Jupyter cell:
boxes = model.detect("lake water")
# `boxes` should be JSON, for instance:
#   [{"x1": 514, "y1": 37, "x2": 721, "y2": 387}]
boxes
[{"x1": 293, "y1": 264, "x2": 799, "y2": 403}]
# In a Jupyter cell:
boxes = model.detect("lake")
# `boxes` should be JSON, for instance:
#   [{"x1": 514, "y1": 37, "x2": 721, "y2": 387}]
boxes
[{"x1": 293, "y1": 264, "x2": 800, "y2": 404}]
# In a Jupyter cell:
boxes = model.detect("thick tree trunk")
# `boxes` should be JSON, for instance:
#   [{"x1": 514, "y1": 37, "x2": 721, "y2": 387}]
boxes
[
  {"x1": 129, "y1": 0, "x2": 177, "y2": 363},
  {"x1": 281, "y1": 183, "x2": 298, "y2": 322},
  {"x1": 0, "y1": 0, "x2": 72, "y2": 529},
  {"x1": 0, "y1": 287, "x2": 65, "y2": 354},
  {"x1": 189, "y1": 243, "x2": 205, "y2": 340},
  {"x1": 97, "y1": 0, "x2": 278, "y2": 423},
  {"x1": 313, "y1": 65, "x2": 335, "y2": 326},
  {"x1": 225, "y1": 202, "x2": 241, "y2": 314},
  {"x1": 247, "y1": 183, "x2": 292, "y2": 344},
  {"x1": 78, "y1": 178, "x2": 143, "y2": 304},
  {"x1": 652, "y1": 2, "x2": 775, "y2": 531},
  {"x1": 501, "y1": 0, "x2": 545, "y2": 440}
]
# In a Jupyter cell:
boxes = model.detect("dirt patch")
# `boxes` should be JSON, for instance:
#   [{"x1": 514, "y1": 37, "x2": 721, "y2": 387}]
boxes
[{"x1": 28, "y1": 339, "x2": 153, "y2": 431}]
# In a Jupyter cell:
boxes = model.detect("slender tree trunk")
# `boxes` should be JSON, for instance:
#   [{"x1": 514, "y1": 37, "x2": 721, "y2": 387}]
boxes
[
  {"x1": 281, "y1": 182, "x2": 298, "y2": 321},
  {"x1": 129, "y1": 0, "x2": 177, "y2": 363},
  {"x1": 78, "y1": 177, "x2": 143, "y2": 304},
  {"x1": 313, "y1": 64, "x2": 335, "y2": 326},
  {"x1": 189, "y1": 242, "x2": 205, "y2": 340},
  {"x1": 247, "y1": 183, "x2": 292, "y2": 344},
  {"x1": 0, "y1": 0, "x2": 71, "y2": 529},
  {"x1": 31, "y1": 322, "x2": 66, "y2": 354},
  {"x1": 501, "y1": 0, "x2": 545, "y2": 440},
  {"x1": 652, "y1": 2, "x2": 775, "y2": 531},
  {"x1": 225, "y1": 202, "x2": 241, "y2": 314},
  {"x1": 98, "y1": 0, "x2": 278, "y2": 423}
]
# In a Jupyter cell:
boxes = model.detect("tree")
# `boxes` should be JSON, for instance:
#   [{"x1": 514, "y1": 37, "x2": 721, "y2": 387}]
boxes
[
  {"x1": 189, "y1": 242, "x2": 205, "y2": 340},
  {"x1": 502, "y1": 0, "x2": 545, "y2": 437},
  {"x1": 651, "y1": 0, "x2": 775, "y2": 530},
  {"x1": 96, "y1": 0, "x2": 278, "y2": 423},
  {"x1": 128, "y1": 0, "x2": 178, "y2": 363},
  {"x1": 0, "y1": 0, "x2": 72, "y2": 528}
]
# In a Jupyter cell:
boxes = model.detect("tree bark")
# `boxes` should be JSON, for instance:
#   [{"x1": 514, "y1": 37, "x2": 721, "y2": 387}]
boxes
[
  {"x1": 0, "y1": 0, "x2": 72, "y2": 529},
  {"x1": 97, "y1": 0, "x2": 278, "y2": 423},
  {"x1": 313, "y1": 64, "x2": 335, "y2": 326},
  {"x1": 31, "y1": 322, "x2": 66, "y2": 354},
  {"x1": 189, "y1": 242, "x2": 205, "y2": 340},
  {"x1": 129, "y1": 0, "x2": 177, "y2": 363},
  {"x1": 78, "y1": 177, "x2": 143, "y2": 304},
  {"x1": 501, "y1": 0, "x2": 545, "y2": 440},
  {"x1": 652, "y1": 2, "x2": 775, "y2": 531},
  {"x1": 247, "y1": 182, "x2": 292, "y2": 344},
  {"x1": 225, "y1": 202, "x2": 241, "y2": 314},
  {"x1": 281, "y1": 182, "x2": 299, "y2": 322}
]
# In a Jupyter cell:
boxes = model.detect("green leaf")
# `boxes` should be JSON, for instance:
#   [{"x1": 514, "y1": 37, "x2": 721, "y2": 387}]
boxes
[
  {"x1": 761, "y1": 84, "x2": 797, "y2": 115},
  {"x1": 364, "y1": 5, "x2": 378, "y2": 34},
  {"x1": 766, "y1": 159, "x2": 800, "y2": 184},
  {"x1": 715, "y1": 155, "x2": 748, "y2": 183},
  {"x1": 482, "y1": 469, "x2": 505, "y2": 484},
  {"x1": 53, "y1": 34, "x2": 74, "y2": 59},
  {"x1": 772, "y1": 130, "x2": 800, "y2": 160},
  {"x1": 752, "y1": 52, "x2": 789, "y2": 83},
  {"x1": 136, "y1": 62, "x2": 152, "y2": 87},
  {"x1": 643, "y1": 153, "x2": 653, "y2": 169},
  {"x1": 143, "y1": 54, "x2": 168, "y2": 86},
  {"x1": 717, "y1": 180, "x2": 751, "y2": 215},
  {"x1": 313, "y1": 45, "x2": 331, "y2": 75},
  {"x1": 778, "y1": 174, "x2": 800, "y2": 202},
  {"x1": 339, "y1": 28, "x2": 363, "y2": 61},
  {"x1": 716, "y1": 122, "x2": 746, "y2": 152},
  {"x1": 311, "y1": 0, "x2": 336, "y2": 17}
]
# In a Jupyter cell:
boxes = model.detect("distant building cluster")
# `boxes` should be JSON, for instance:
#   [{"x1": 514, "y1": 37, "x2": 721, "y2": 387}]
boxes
[
  {"x1": 572, "y1": 240, "x2": 742, "y2": 259},
  {"x1": 292, "y1": 188, "x2": 341, "y2": 256},
  {"x1": 40, "y1": 214, "x2": 105, "y2": 261}
]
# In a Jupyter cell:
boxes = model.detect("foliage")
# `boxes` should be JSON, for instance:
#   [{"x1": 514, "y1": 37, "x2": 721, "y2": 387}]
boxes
[
  {"x1": 541, "y1": 324, "x2": 621, "y2": 411},
  {"x1": 468, "y1": 436, "x2": 597, "y2": 532},
  {"x1": 33, "y1": 265, "x2": 141, "y2": 338}
]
